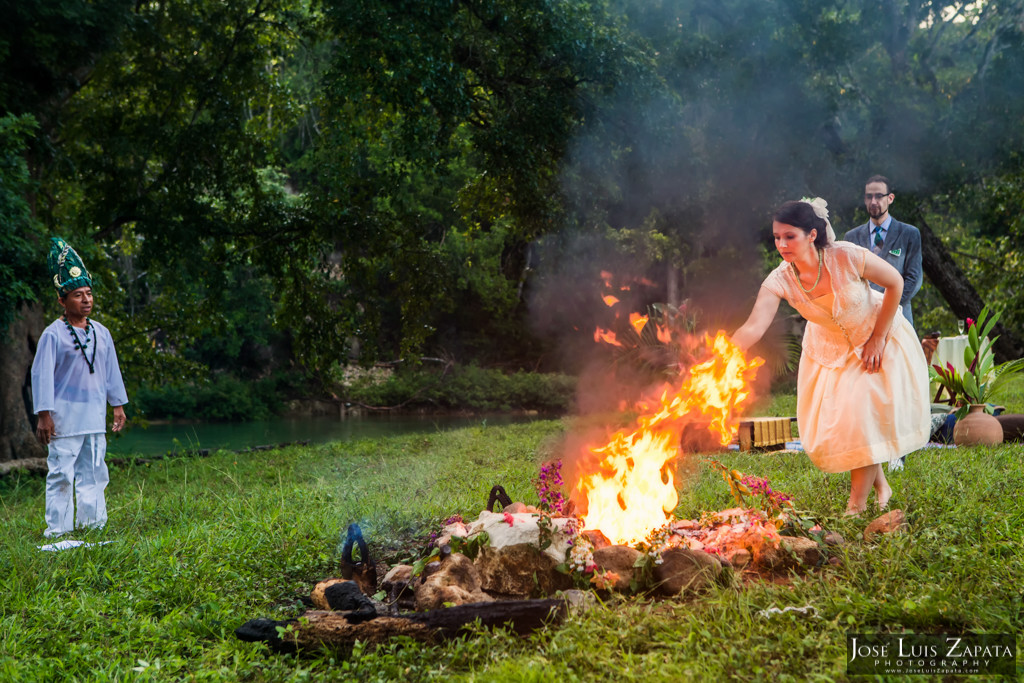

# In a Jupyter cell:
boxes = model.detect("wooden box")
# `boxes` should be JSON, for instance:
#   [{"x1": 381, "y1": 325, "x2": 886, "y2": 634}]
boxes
[{"x1": 737, "y1": 417, "x2": 795, "y2": 452}]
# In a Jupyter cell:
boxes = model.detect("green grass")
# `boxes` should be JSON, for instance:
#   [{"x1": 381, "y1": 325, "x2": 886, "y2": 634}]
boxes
[
  {"x1": 995, "y1": 374, "x2": 1024, "y2": 413},
  {"x1": 1, "y1": 404, "x2": 1022, "y2": 681}
]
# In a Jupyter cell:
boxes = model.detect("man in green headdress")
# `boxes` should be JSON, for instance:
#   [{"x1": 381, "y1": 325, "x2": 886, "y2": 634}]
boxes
[{"x1": 31, "y1": 238, "x2": 129, "y2": 537}]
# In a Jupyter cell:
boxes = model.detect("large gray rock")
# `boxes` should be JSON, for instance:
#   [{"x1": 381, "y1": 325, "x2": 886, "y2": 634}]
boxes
[
  {"x1": 653, "y1": 548, "x2": 724, "y2": 596},
  {"x1": 474, "y1": 544, "x2": 573, "y2": 598}
]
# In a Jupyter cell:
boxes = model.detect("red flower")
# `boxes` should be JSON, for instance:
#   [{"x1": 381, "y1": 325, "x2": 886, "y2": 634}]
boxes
[
  {"x1": 503, "y1": 512, "x2": 515, "y2": 526},
  {"x1": 966, "y1": 318, "x2": 975, "y2": 328}
]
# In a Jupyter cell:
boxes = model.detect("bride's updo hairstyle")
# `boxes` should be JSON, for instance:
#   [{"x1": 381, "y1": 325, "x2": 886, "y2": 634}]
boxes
[{"x1": 773, "y1": 200, "x2": 830, "y2": 249}]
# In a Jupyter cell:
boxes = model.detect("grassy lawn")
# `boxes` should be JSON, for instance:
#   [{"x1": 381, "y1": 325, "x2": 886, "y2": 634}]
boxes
[{"x1": 1, "y1": 390, "x2": 1022, "y2": 681}]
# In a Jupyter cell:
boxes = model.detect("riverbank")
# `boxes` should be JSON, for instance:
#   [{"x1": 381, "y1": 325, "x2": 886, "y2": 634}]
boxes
[
  {"x1": 130, "y1": 366, "x2": 577, "y2": 423},
  {"x1": 105, "y1": 412, "x2": 553, "y2": 458},
  {"x1": 1, "y1": 411, "x2": 555, "y2": 478},
  {"x1": 279, "y1": 398, "x2": 552, "y2": 419}
]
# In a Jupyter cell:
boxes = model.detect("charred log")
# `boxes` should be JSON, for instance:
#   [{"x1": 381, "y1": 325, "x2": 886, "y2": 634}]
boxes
[
  {"x1": 310, "y1": 579, "x2": 378, "y2": 623},
  {"x1": 235, "y1": 599, "x2": 567, "y2": 654},
  {"x1": 401, "y1": 598, "x2": 566, "y2": 638}
]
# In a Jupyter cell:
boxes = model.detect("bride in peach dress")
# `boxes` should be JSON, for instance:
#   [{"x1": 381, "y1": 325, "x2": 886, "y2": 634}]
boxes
[{"x1": 732, "y1": 199, "x2": 930, "y2": 515}]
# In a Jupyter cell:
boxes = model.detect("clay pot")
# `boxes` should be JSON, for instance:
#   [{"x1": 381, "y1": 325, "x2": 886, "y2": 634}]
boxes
[{"x1": 953, "y1": 404, "x2": 1004, "y2": 446}]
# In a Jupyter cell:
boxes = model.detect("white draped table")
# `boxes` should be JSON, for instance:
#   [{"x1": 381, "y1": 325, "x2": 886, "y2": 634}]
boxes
[
  {"x1": 932, "y1": 334, "x2": 969, "y2": 373},
  {"x1": 930, "y1": 334, "x2": 969, "y2": 403}
]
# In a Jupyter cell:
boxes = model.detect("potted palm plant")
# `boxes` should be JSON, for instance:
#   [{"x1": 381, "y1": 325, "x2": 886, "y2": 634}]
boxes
[{"x1": 931, "y1": 306, "x2": 1024, "y2": 445}]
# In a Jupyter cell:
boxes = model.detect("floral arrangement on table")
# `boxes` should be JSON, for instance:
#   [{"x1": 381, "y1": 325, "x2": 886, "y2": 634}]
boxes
[{"x1": 930, "y1": 306, "x2": 1024, "y2": 417}]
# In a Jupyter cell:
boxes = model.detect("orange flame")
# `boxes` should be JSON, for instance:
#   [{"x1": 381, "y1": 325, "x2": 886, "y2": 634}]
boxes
[
  {"x1": 602, "y1": 295, "x2": 620, "y2": 307},
  {"x1": 629, "y1": 313, "x2": 648, "y2": 336},
  {"x1": 594, "y1": 327, "x2": 623, "y2": 347},
  {"x1": 574, "y1": 332, "x2": 763, "y2": 546}
]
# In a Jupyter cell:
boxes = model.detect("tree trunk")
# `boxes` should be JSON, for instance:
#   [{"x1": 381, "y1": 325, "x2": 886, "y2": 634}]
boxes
[
  {"x1": 0, "y1": 301, "x2": 47, "y2": 463},
  {"x1": 666, "y1": 262, "x2": 679, "y2": 307},
  {"x1": 917, "y1": 216, "x2": 1023, "y2": 363}
]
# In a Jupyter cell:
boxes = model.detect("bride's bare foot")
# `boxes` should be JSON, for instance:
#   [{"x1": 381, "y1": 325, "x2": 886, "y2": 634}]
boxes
[
  {"x1": 876, "y1": 482, "x2": 892, "y2": 510},
  {"x1": 844, "y1": 504, "x2": 865, "y2": 517}
]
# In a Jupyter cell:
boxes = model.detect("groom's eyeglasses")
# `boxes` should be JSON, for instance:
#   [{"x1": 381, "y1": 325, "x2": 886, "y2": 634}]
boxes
[{"x1": 864, "y1": 193, "x2": 889, "y2": 200}]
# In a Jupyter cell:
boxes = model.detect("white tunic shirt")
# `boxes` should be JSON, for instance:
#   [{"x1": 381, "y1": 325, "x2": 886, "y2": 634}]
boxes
[{"x1": 31, "y1": 318, "x2": 129, "y2": 438}]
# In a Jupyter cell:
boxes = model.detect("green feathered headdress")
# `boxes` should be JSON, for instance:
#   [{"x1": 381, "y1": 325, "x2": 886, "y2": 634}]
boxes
[{"x1": 47, "y1": 237, "x2": 93, "y2": 296}]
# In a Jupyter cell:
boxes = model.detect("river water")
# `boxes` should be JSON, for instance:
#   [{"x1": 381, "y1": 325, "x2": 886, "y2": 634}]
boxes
[{"x1": 106, "y1": 414, "x2": 544, "y2": 456}]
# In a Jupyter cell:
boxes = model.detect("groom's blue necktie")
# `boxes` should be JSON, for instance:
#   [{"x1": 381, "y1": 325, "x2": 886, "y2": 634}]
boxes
[{"x1": 873, "y1": 225, "x2": 884, "y2": 250}]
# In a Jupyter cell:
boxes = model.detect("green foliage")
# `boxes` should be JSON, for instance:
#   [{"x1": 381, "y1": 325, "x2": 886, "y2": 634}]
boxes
[
  {"x1": 5, "y1": 0, "x2": 1024, "y2": 416},
  {"x1": 931, "y1": 305, "x2": 1024, "y2": 416},
  {"x1": 339, "y1": 366, "x2": 577, "y2": 413},
  {"x1": 447, "y1": 531, "x2": 490, "y2": 561},
  {"x1": 321, "y1": 0, "x2": 653, "y2": 236},
  {"x1": 0, "y1": 0, "x2": 134, "y2": 120},
  {"x1": 14, "y1": 0, "x2": 320, "y2": 393},
  {"x1": 131, "y1": 372, "x2": 302, "y2": 422},
  {"x1": 341, "y1": 365, "x2": 577, "y2": 413},
  {"x1": 301, "y1": 0, "x2": 657, "y2": 362},
  {"x1": 915, "y1": 162, "x2": 1024, "y2": 339},
  {"x1": 410, "y1": 546, "x2": 441, "y2": 578},
  {"x1": 0, "y1": 114, "x2": 43, "y2": 335}
]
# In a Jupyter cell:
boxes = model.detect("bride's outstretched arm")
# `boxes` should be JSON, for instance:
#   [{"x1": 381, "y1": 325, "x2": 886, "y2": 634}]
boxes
[{"x1": 732, "y1": 287, "x2": 782, "y2": 351}]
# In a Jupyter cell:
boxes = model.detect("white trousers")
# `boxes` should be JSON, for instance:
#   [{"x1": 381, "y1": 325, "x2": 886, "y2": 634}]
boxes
[{"x1": 44, "y1": 433, "x2": 108, "y2": 537}]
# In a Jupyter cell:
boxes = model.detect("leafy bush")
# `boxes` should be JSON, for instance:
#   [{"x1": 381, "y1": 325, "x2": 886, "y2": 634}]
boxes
[
  {"x1": 132, "y1": 372, "x2": 302, "y2": 421},
  {"x1": 342, "y1": 365, "x2": 576, "y2": 413}
]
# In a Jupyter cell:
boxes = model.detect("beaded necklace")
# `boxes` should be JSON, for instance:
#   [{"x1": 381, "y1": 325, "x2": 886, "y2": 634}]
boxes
[
  {"x1": 63, "y1": 315, "x2": 97, "y2": 374},
  {"x1": 792, "y1": 248, "x2": 822, "y2": 294}
]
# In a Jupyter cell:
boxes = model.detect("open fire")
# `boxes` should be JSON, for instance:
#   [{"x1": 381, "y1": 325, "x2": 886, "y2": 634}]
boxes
[
  {"x1": 236, "y1": 276, "x2": 850, "y2": 655},
  {"x1": 573, "y1": 280, "x2": 765, "y2": 546}
]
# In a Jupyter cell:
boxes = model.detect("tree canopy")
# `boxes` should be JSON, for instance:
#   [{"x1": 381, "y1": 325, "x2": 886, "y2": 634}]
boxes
[{"x1": 2, "y1": 0, "x2": 1024, "y2": 424}]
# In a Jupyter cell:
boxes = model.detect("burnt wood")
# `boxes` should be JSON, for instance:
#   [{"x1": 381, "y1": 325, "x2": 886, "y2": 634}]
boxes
[
  {"x1": 402, "y1": 598, "x2": 566, "y2": 638},
  {"x1": 322, "y1": 581, "x2": 377, "y2": 624},
  {"x1": 235, "y1": 599, "x2": 567, "y2": 653}
]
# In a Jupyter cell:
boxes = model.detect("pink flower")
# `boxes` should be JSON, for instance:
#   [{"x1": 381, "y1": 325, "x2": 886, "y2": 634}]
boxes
[
  {"x1": 503, "y1": 512, "x2": 515, "y2": 526},
  {"x1": 966, "y1": 318, "x2": 975, "y2": 328}
]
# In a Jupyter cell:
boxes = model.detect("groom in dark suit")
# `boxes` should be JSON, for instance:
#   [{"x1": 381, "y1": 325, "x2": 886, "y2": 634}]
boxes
[{"x1": 844, "y1": 175, "x2": 923, "y2": 328}]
